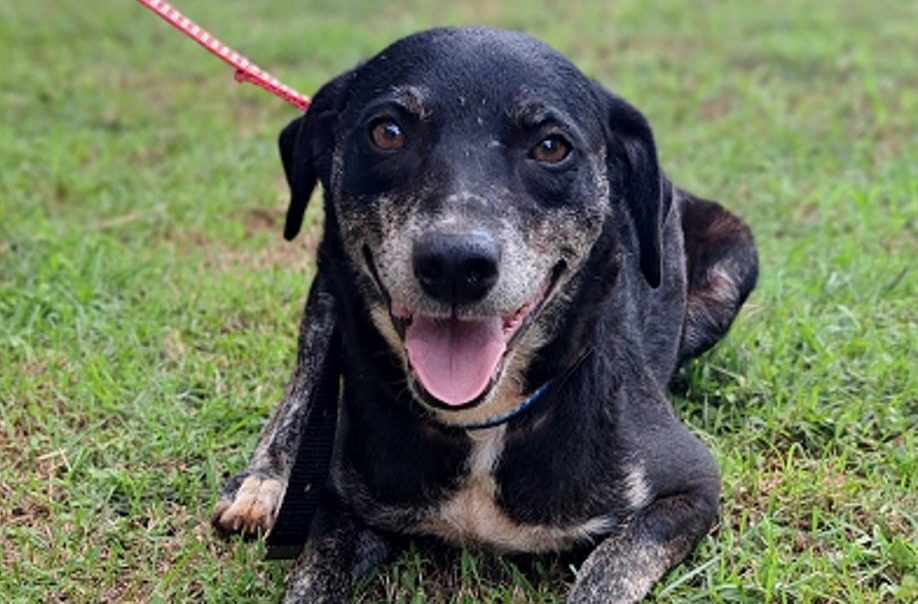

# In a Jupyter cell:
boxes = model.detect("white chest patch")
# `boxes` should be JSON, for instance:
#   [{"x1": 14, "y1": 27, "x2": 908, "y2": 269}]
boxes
[{"x1": 420, "y1": 425, "x2": 615, "y2": 553}]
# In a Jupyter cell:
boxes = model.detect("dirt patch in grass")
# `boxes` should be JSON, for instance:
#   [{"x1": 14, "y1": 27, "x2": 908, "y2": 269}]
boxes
[
  {"x1": 243, "y1": 206, "x2": 286, "y2": 234},
  {"x1": 160, "y1": 208, "x2": 321, "y2": 274}
]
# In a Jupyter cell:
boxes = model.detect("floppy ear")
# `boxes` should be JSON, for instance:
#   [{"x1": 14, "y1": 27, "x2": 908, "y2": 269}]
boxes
[
  {"x1": 279, "y1": 115, "x2": 311, "y2": 240},
  {"x1": 280, "y1": 70, "x2": 354, "y2": 241},
  {"x1": 594, "y1": 84, "x2": 673, "y2": 288}
]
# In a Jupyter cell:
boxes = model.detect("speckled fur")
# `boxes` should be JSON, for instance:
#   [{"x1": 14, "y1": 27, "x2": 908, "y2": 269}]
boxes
[
  {"x1": 212, "y1": 271, "x2": 338, "y2": 537},
  {"x1": 214, "y1": 27, "x2": 758, "y2": 604}
]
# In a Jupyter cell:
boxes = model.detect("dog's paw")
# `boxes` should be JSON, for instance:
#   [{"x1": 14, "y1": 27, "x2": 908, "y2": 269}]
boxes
[{"x1": 211, "y1": 472, "x2": 286, "y2": 537}]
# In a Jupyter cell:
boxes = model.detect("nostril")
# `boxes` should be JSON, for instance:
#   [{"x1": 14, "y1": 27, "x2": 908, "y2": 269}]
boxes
[
  {"x1": 464, "y1": 257, "x2": 498, "y2": 288},
  {"x1": 416, "y1": 256, "x2": 444, "y2": 286}
]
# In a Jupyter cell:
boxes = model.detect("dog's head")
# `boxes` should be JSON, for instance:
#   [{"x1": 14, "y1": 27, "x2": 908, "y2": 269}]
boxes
[{"x1": 279, "y1": 27, "x2": 671, "y2": 424}]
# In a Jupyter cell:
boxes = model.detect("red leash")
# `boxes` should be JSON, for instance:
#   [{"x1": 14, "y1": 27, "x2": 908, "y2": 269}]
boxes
[{"x1": 135, "y1": 0, "x2": 311, "y2": 112}]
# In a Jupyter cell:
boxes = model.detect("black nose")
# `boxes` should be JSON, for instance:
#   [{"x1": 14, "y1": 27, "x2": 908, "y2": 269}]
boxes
[{"x1": 413, "y1": 233, "x2": 500, "y2": 305}]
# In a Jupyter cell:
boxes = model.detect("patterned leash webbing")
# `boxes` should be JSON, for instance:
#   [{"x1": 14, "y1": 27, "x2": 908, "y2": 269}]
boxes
[{"x1": 135, "y1": 0, "x2": 311, "y2": 111}]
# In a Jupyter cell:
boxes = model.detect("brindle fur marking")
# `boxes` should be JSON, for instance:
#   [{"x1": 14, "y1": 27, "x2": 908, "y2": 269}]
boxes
[
  {"x1": 213, "y1": 27, "x2": 758, "y2": 604},
  {"x1": 679, "y1": 192, "x2": 759, "y2": 362},
  {"x1": 283, "y1": 495, "x2": 389, "y2": 604},
  {"x1": 212, "y1": 271, "x2": 338, "y2": 537},
  {"x1": 567, "y1": 490, "x2": 719, "y2": 604}
]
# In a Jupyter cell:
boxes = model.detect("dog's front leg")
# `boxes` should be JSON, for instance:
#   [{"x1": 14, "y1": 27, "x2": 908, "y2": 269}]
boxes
[
  {"x1": 212, "y1": 271, "x2": 338, "y2": 536},
  {"x1": 283, "y1": 495, "x2": 390, "y2": 604},
  {"x1": 567, "y1": 485, "x2": 719, "y2": 604}
]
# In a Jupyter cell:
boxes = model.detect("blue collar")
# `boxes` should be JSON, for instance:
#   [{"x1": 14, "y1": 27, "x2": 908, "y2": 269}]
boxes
[{"x1": 457, "y1": 381, "x2": 553, "y2": 431}]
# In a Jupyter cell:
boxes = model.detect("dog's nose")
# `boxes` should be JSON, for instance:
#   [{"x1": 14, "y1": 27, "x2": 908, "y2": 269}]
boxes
[{"x1": 413, "y1": 233, "x2": 500, "y2": 305}]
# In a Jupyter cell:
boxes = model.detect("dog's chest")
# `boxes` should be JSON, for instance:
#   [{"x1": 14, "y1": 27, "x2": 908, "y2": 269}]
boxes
[{"x1": 418, "y1": 426, "x2": 613, "y2": 553}]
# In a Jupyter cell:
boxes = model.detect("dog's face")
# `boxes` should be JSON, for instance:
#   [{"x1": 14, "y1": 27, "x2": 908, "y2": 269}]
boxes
[{"x1": 280, "y1": 28, "x2": 670, "y2": 424}]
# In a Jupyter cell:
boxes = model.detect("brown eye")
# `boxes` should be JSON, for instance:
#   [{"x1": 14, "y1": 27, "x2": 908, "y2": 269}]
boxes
[
  {"x1": 531, "y1": 135, "x2": 570, "y2": 164},
  {"x1": 370, "y1": 119, "x2": 406, "y2": 150}
]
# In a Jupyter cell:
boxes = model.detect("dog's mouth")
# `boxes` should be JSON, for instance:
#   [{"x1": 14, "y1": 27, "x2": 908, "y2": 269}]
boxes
[{"x1": 363, "y1": 246, "x2": 563, "y2": 409}]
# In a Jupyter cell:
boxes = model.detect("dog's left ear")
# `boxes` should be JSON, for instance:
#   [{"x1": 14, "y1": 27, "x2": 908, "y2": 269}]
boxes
[
  {"x1": 280, "y1": 69, "x2": 354, "y2": 241},
  {"x1": 594, "y1": 84, "x2": 673, "y2": 288}
]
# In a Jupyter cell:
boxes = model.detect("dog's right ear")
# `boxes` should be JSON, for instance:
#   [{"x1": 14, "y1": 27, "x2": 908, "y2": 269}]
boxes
[{"x1": 280, "y1": 70, "x2": 354, "y2": 241}]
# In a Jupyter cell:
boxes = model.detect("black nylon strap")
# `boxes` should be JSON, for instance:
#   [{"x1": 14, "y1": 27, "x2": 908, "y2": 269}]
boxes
[{"x1": 265, "y1": 328, "x2": 340, "y2": 560}]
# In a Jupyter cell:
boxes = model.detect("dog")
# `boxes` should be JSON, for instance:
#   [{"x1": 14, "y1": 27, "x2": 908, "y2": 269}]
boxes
[{"x1": 212, "y1": 26, "x2": 758, "y2": 603}]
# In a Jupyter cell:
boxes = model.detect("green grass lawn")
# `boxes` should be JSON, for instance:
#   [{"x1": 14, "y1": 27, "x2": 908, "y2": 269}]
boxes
[{"x1": 1, "y1": 1, "x2": 915, "y2": 602}]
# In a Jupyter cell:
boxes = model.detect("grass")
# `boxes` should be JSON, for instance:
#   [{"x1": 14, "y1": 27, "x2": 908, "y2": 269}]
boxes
[{"x1": 0, "y1": 0, "x2": 914, "y2": 602}]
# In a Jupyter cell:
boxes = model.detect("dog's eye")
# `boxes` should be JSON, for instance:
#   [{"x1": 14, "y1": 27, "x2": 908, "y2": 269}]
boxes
[
  {"x1": 370, "y1": 119, "x2": 406, "y2": 151},
  {"x1": 531, "y1": 135, "x2": 570, "y2": 164}
]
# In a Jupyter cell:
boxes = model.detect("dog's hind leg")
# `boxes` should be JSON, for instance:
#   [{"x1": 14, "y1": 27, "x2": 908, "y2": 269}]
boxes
[
  {"x1": 283, "y1": 494, "x2": 390, "y2": 604},
  {"x1": 212, "y1": 270, "x2": 339, "y2": 537},
  {"x1": 677, "y1": 193, "x2": 758, "y2": 363}
]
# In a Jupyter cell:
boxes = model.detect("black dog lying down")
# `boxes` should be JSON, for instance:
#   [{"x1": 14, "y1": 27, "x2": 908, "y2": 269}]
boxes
[{"x1": 213, "y1": 27, "x2": 757, "y2": 603}]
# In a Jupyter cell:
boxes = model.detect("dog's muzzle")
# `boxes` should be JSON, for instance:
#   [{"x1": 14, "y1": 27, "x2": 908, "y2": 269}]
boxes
[{"x1": 364, "y1": 232, "x2": 563, "y2": 410}]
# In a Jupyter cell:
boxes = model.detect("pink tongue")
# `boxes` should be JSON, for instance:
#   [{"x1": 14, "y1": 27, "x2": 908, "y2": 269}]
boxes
[{"x1": 405, "y1": 316, "x2": 506, "y2": 406}]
